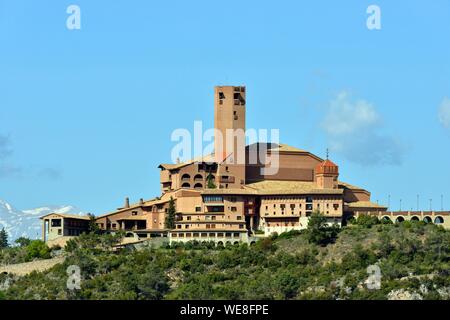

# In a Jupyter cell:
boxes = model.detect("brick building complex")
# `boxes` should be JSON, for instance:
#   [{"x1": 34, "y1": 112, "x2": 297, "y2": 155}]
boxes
[{"x1": 40, "y1": 86, "x2": 450, "y2": 245}]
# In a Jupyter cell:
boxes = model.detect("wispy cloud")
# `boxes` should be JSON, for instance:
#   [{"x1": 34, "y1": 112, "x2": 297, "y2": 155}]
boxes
[
  {"x1": 320, "y1": 91, "x2": 405, "y2": 166},
  {"x1": 438, "y1": 97, "x2": 450, "y2": 129},
  {"x1": 0, "y1": 133, "x2": 63, "y2": 180},
  {"x1": 38, "y1": 168, "x2": 63, "y2": 180},
  {"x1": 0, "y1": 134, "x2": 12, "y2": 159},
  {"x1": 0, "y1": 134, "x2": 21, "y2": 178},
  {"x1": 0, "y1": 164, "x2": 22, "y2": 178}
]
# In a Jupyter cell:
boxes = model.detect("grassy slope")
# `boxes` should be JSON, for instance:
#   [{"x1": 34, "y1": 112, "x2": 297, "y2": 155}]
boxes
[{"x1": 1, "y1": 222, "x2": 449, "y2": 300}]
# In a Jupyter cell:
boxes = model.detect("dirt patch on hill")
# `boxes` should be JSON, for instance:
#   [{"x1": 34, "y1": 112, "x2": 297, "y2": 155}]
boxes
[{"x1": 0, "y1": 256, "x2": 65, "y2": 276}]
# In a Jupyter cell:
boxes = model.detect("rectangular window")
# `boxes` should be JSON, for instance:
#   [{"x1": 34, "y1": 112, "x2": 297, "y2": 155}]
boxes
[
  {"x1": 51, "y1": 219, "x2": 62, "y2": 227},
  {"x1": 204, "y1": 196, "x2": 223, "y2": 203},
  {"x1": 195, "y1": 206, "x2": 201, "y2": 212},
  {"x1": 211, "y1": 206, "x2": 224, "y2": 212}
]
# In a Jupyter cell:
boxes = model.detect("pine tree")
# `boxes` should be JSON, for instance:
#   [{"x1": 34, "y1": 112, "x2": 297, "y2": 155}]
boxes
[
  {"x1": 165, "y1": 197, "x2": 176, "y2": 229},
  {"x1": 306, "y1": 211, "x2": 339, "y2": 246},
  {"x1": 15, "y1": 236, "x2": 31, "y2": 247},
  {"x1": 0, "y1": 227, "x2": 9, "y2": 249},
  {"x1": 88, "y1": 213, "x2": 101, "y2": 234}
]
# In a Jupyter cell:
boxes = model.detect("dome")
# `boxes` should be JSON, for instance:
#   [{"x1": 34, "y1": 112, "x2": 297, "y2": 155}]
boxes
[{"x1": 315, "y1": 159, "x2": 339, "y2": 175}]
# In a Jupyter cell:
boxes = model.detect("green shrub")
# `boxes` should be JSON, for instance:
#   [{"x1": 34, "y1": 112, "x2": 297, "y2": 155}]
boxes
[{"x1": 25, "y1": 240, "x2": 51, "y2": 261}]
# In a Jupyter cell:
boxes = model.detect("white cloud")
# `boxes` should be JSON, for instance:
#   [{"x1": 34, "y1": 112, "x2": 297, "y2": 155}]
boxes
[
  {"x1": 321, "y1": 91, "x2": 380, "y2": 135},
  {"x1": 438, "y1": 97, "x2": 450, "y2": 129},
  {"x1": 320, "y1": 92, "x2": 405, "y2": 166}
]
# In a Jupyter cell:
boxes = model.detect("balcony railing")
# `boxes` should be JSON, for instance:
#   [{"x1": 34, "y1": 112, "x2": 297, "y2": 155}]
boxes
[{"x1": 219, "y1": 176, "x2": 235, "y2": 183}]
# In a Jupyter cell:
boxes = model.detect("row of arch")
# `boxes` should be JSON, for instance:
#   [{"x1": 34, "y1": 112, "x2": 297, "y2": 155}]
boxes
[
  {"x1": 181, "y1": 173, "x2": 215, "y2": 181},
  {"x1": 181, "y1": 182, "x2": 203, "y2": 189},
  {"x1": 382, "y1": 215, "x2": 445, "y2": 224}
]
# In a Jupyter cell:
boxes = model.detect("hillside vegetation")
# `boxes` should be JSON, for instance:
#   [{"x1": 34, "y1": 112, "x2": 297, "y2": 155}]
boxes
[{"x1": 0, "y1": 215, "x2": 449, "y2": 300}]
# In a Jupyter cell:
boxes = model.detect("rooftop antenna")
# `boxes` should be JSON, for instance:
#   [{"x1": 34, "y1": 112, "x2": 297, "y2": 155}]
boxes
[
  {"x1": 399, "y1": 198, "x2": 402, "y2": 211},
  {"x1": 326, "y1": 148, "x2": 329, "y2": 160},
  {"x1": 429, "y1": 198, "x2": 432, "y2": 211}
]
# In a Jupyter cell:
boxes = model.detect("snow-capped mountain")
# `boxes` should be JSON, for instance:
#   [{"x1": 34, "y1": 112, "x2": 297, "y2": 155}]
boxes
[{"x1": 0, "y1": 199, "x2": 84, "y2": 241}]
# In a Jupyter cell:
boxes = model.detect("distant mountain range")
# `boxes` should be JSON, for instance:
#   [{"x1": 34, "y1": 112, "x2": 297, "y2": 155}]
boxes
[{"x1": 0, "y1": 199, "x2": 84, "y2": 241}]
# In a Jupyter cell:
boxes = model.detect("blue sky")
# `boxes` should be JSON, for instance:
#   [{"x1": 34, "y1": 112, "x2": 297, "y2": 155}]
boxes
[{"x1": 0, "y1": 0, "x2": 449, "y2": 214}]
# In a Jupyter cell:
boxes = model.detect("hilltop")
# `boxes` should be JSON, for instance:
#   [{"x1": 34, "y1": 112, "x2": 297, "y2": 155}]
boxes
[{"x1": 0, "y1": 217, "x2": 449, "y2": 300}]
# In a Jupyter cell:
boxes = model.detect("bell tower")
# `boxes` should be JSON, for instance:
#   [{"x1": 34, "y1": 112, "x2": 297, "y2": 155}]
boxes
[
  {"x1": 315, "y1": 157, "x2": 339, "y2": 189},
  {"x1": 214, "y1": 86, "x2": 246, "y2": 188}
]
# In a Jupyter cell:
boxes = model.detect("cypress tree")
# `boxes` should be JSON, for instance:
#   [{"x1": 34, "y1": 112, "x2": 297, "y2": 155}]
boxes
[
  {"x1": 0, "y1": 227, "x2": 9, "y2": 249},
  {"x1": 165, "y1": 197, "x2": 176, "y2": 229}
]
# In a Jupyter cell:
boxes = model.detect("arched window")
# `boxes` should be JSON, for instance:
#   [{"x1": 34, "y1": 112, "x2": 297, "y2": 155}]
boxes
[
  {"x1": 410, "y1": 216, "x2": 420, "y2": 221},
  {"x1": 382, "y1": 216, "x2": 391, "y2": 222},
  {"x1": 194, "y1": 174, "x2": 203, "y2": 181},
  {"x1": 194, "y1": 183, "x2": 203, "y2": 190},
  {"x1": 423, "y1": 216, "x2": 432, "y2": 223},
  {"x1": 434, "y1": 216, "x2": 444, "y2": 224},
  {"x1": 395, "y1": 216, "x2": 405, "y2": 223},
  {"x1": 181, "y1": 182, "x2": 190, "y2": 188},
  {"x1": 181, "y1": 173, "x2": 190, "y2": 181}
]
